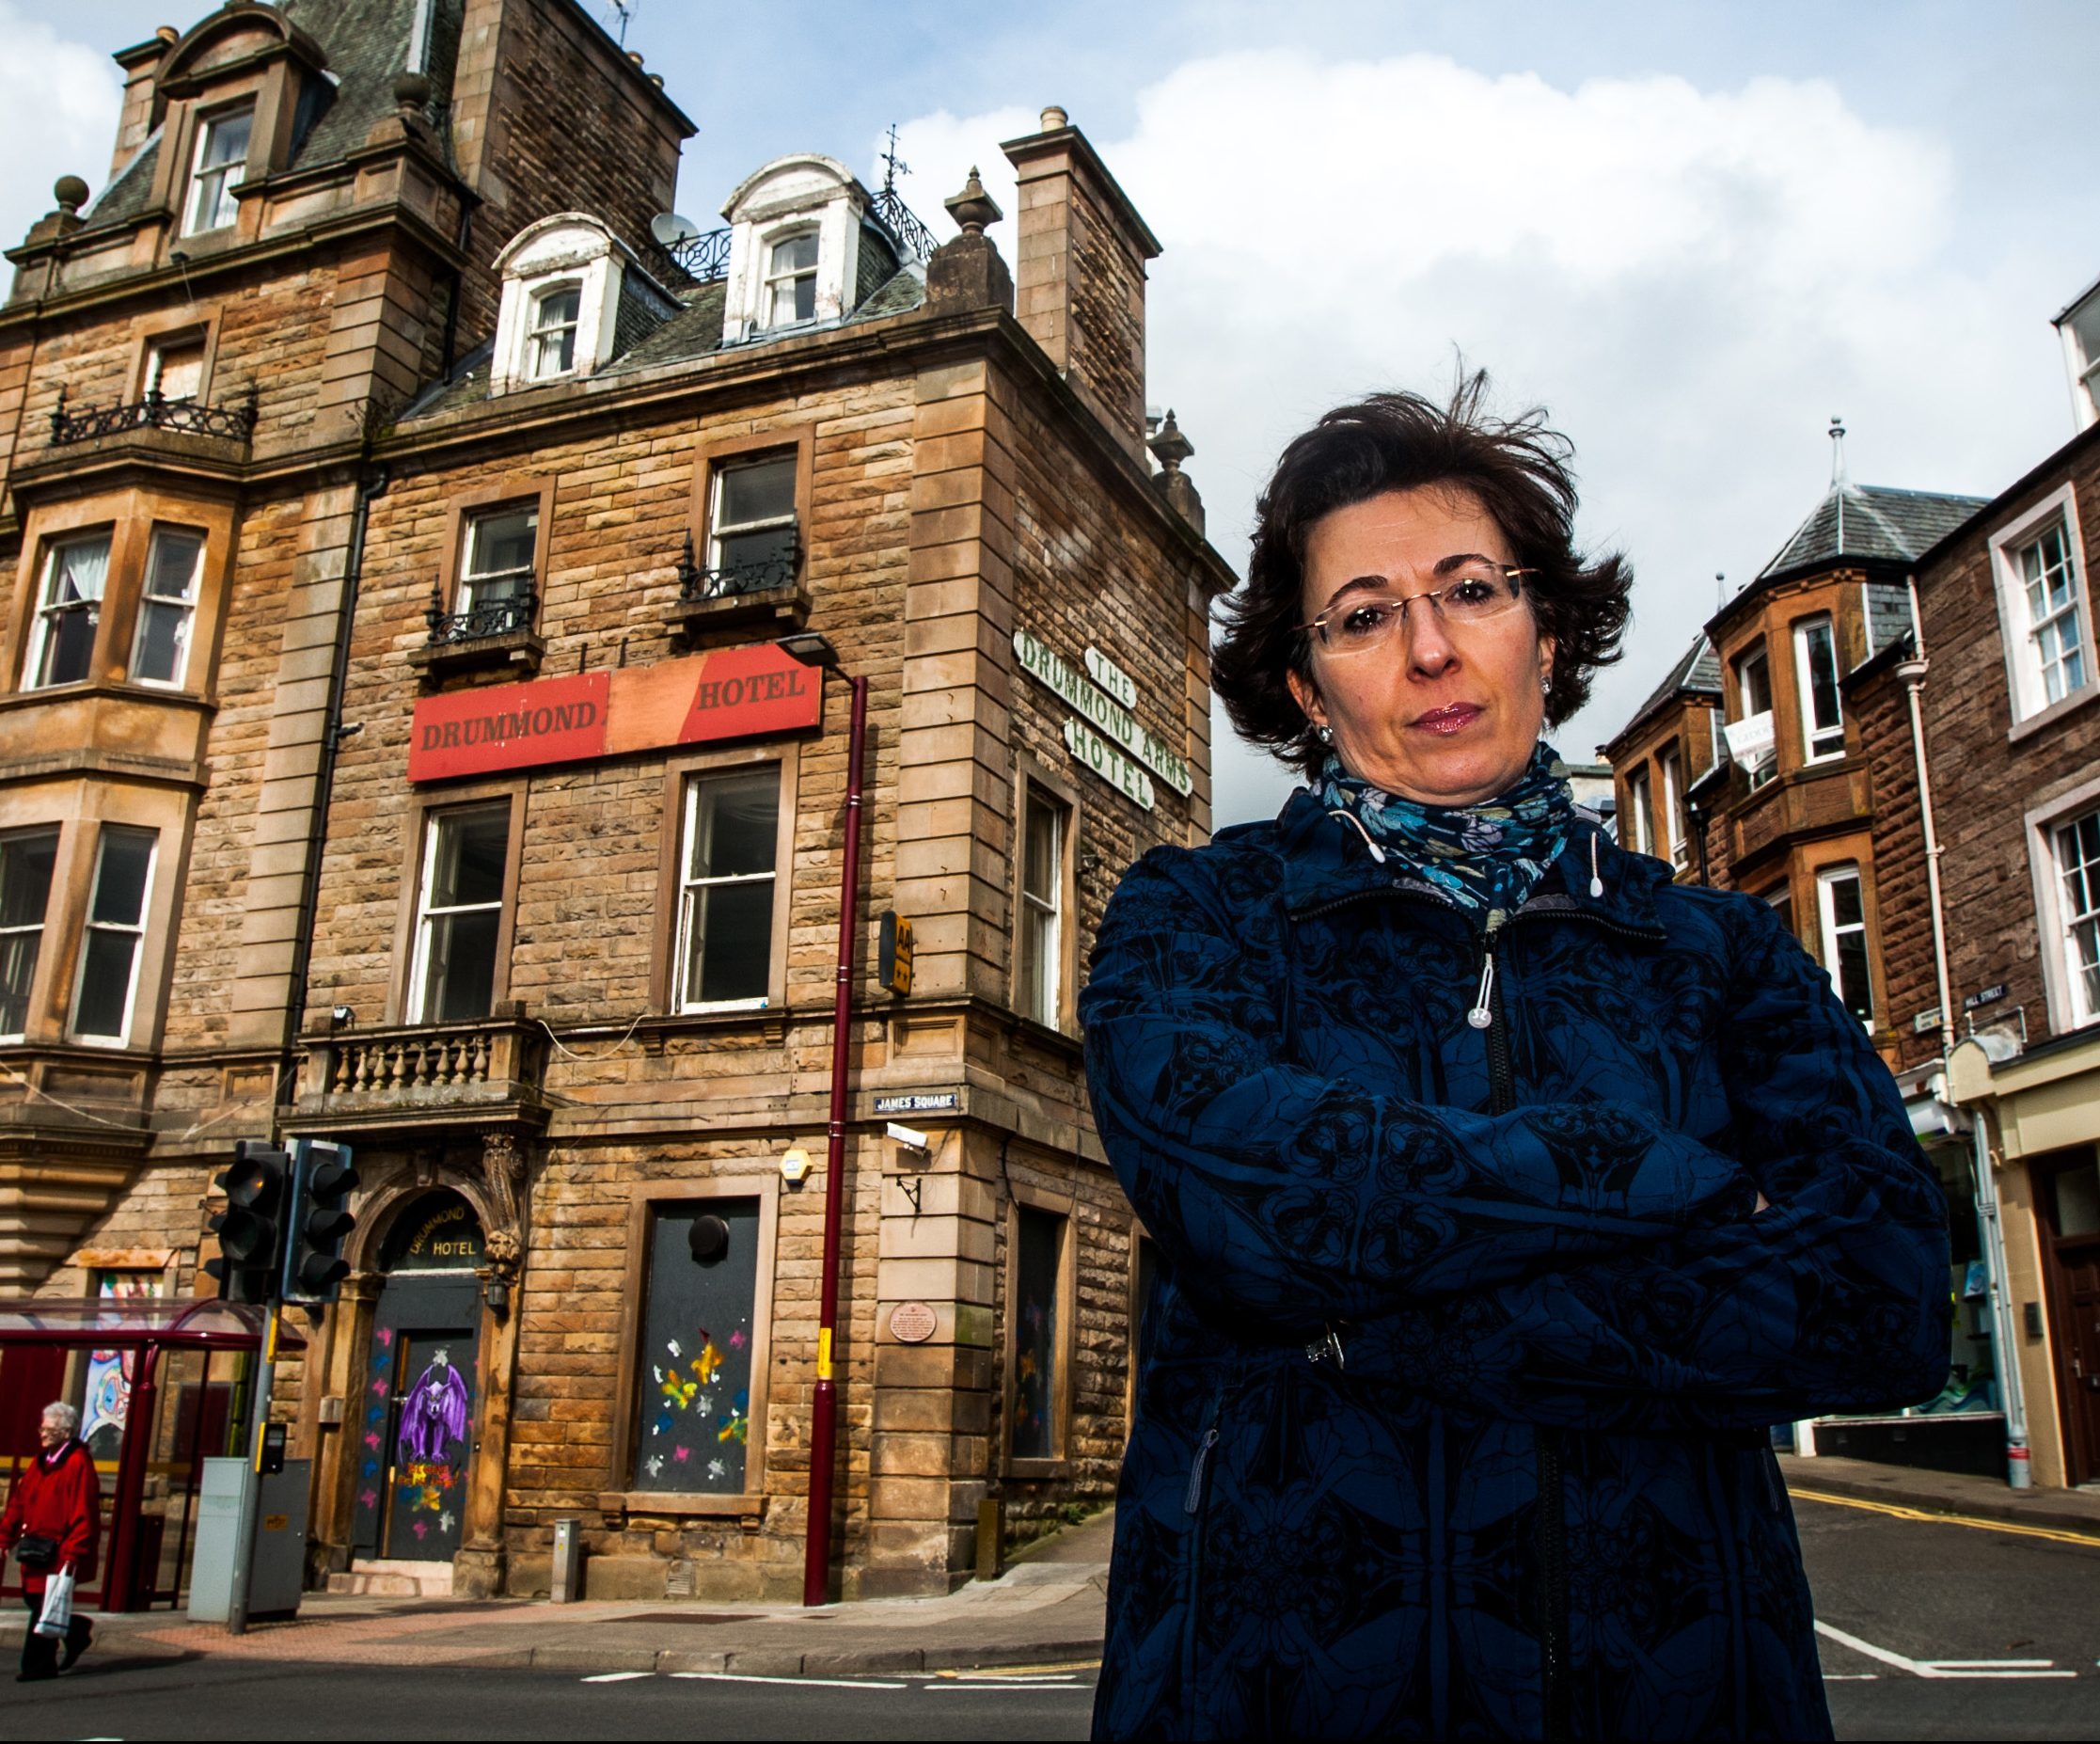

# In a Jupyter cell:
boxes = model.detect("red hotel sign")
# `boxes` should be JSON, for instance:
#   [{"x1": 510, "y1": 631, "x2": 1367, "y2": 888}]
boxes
[{"x1": 408, "y1": 642, "x2": 823, "y2": 782}]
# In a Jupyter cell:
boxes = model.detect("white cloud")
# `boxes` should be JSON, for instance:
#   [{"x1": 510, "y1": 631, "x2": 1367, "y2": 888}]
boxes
[
  {"x1": 890, "y1": 53, "x2": 2076, "y2": 827},
  {"x1": 0, "y1": 8, "x2": 121, "y2": 254}
]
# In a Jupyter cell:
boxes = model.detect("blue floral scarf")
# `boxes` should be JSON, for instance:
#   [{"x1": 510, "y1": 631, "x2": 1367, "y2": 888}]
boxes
[{"x1": 1318, "y1": 741, "x2": 1575, "y2": 928}]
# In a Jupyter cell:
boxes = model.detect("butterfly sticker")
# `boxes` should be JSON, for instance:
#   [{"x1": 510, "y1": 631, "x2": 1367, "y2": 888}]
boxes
[
  {"x1": 728, "y1": 1328, "x2": 747, "y2": 1351},
  {"x1": 661, "y1": 1373, "x2": 697, "y2": 1410},
  {"x1": 666, "y1": 1339, "x2": 682, "y2": 1358},
  {"x1": 645, "y1": 1455, "x2": 663, "y2": 1478},
  {"x1": 359, "y1": 1488, "x2": 378, "y2": 1510},
  {"x1": 707, "y1": 1459, "x2": 726, "y2": 1482},
  {"x1": 672, "y1": 1445, "x2": 690, "y2": 1463},
  {"x1": 693, "y1": 1342, "x2": 725, "y2": 1387}
]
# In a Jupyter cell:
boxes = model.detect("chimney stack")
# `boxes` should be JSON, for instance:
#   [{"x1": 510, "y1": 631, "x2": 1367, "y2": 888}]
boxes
[{"x1": 1002, "y1": 108, "x2": 1161, "y2": 460}]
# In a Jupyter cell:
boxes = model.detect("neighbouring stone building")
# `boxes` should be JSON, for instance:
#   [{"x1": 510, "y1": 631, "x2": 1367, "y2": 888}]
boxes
[{"x1": 0, "y1": 0, "x2": 1229, "y2": 1607}]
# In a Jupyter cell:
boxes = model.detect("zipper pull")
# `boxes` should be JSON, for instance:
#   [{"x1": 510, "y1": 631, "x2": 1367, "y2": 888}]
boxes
[
  {"x1": 1589, "y1": 831, "x2": 1604, "y2": 898},
  {"x1": 1304, "y1": 1324, "x2": 1347, "y2": 1370},
  {"x1": 1184, "y1": 1426, "x2": 1220, "y2": 1514},
  {"x1": 1467, "y1": 945, "x2": 1496, "y2": 1030}
]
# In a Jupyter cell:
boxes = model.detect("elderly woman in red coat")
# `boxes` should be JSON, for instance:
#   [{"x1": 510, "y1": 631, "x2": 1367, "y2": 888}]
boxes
[{"x1": 3, "y1": 1401, "x2": 100, "y2": 1681}]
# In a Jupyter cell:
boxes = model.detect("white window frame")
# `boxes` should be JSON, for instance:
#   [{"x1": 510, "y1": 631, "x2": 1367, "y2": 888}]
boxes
[
  {"x1": 1815, "y1": 864, "x2": 1875, "y2": 1031},
  {"x1": 1622, "y1": 767, "x2": 1653, "y2": 855},
  {"x1": 182, "y1": 103, "x2": 252, "y2": 236},
  {"x1": 707, "y1": 453, "x2": 798, "y2": 575},
  {"x1": 70, "y1": 826, "x2": 156, "y2": 1047},
  {"x1": 2051, "y1": 805, "x2": 2100, "y2": 1029},
  {"x1": 1018, "y1": 785, "x2": 1070, "y2": 1028},
  {"x1": 1792, "y1": 615, "x2": 1845, "y2": 762},
  {"x1": 762, "y1": 230, "x2": 819, "y2": 329},
  {"x1": 144, "y1": 333, "x2": 206, "y2": 403},
  {"x1": 407, "y1": 803, "x2": 511, "y2": 1025},
  {"x1": 1658, "y1": 745, "x2": 1687, "y2": 868},
  {"x1": 2026, "y1": 769, "x2": 2100, "y2": 1034},
  {"x1": 24, "y1": 530, "x2": 111, "y2": 691},
  {"x1": 129, "y1": 526, "x2": 204, "y2": 689},
  {"x1": 0, "y1": 825, "x2": 58, "y2": 1043},
  {"x1": 672, "y1": 767, "x2": 781, "y2": 1014},
  {"x1": 1991, "y1": 483, "x2": 2095, "y2": 734},
  {"x1": 458, "y1": 503, "x2": 539, "y2": 614},
  {"x1": 526, "y1": 282, "x2": 582, "y2": 381},
  {"x1": 1733, "y1": 644, "x2": 1776, "y2": 787}
]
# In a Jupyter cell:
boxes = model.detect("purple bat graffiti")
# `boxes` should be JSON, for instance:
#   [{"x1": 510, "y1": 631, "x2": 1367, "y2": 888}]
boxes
[{"x1": 397, "y1": 1354, "x2": 471, "y2": 1465}]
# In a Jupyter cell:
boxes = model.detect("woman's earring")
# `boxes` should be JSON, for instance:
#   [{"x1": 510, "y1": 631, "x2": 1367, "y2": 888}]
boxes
[
  {"x1": 1539, "y1": 672, "x2": 1553, "y2": 698},
  {"x1": 1316, "y1": 724, "x2": 1334, "y2": 744}
]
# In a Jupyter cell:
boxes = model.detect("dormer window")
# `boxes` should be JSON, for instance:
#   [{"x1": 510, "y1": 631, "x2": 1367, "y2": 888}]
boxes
[
  {"x1": 528, "y1": 286, "x2": 582, "y2": 380},
  {"x1": 184, "y1": 104, "x2": 252, "y2": 235},
  {"x1": 765, "y1": 233, "x2": 819, "y2": 327}
]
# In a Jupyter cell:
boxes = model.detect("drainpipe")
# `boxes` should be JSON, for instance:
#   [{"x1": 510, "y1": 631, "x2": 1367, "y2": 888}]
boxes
[
  {"x1": 282, "y1": 467, "x2": 389, "y2": 1058},
  {"x1": 1900, "y1": 572, "x2": 2029, "y2": 1487}
]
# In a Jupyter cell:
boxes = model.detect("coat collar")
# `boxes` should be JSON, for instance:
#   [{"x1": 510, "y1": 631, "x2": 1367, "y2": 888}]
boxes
[{"x1": 1272, "y1": 785, "x2": 1668, "y2": 936}]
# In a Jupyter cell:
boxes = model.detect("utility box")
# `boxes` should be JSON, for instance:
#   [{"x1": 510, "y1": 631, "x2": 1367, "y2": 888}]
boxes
[
  {"x1": 550, "y1": 1517, "x2": 583, "y2": 1603},
  {"x1": 187, "y1": 1457, "x2": 309, "y2": 1623}
]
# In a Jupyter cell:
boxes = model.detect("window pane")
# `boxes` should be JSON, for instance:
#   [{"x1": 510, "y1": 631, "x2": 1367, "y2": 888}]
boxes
[
  {"x1": 1022, "y1": 907, "x2": 1057, "y2": 1026},
  {"x1": 466, "y1": 507, "x2": 537, "y2": 579},
  {"x1": 533, "y1": 288, "x2": 580, "y2": 331},
  {"x1": 1011, "y1": 1209, "x2": 1063, "y2": 1461},
  {"x1": 132, "y1": 601, "x2": 190, "y2": 685},
  {"x1": 91, "y1": 831, "x2": 153, "y2": 927},
  {"x1": 1739, "y1": 649, "x2": 1772, "y2": 715},
  {"x1": 432, "y1": 809, "x2": 509, "y2": 909},
  {"x1": 631, "y1": 1199, "x2": 761, "y2": 1494},
  {"x1": 0, "y1": 831, "x2": 56, "y2": 930},
  {"x1": 2059, "y1": 1164, "x2": 2100, "y2": 1239},
  {"x1": 200, "y1": 110, "x2": 251, "y2": 170},
  {"x1": 1024, "y1": 800, "x2": 1061, "y2": 903},
  {"x1": 690, "y1": 880, "x2": 773, "y2": 1004},
  {"x1": 1827, "y1": 870, "x2": 1864, "y2": 931},
  {"x1": 50, "y1": 536, "x2": 111, "y2": 607},
  {"x1": 717, "y1": 526, "x2": 797, "y2": 574},
  {"x1": 770, "y1": 233, "x2": 818, "y2": 275},
  {"x1": 1834, "y1": 927, "x2": 1872, "y2": 1023},
  {"x1": 691, "y1": 772, "x2": 779, "y2": 880},
  {"x1": 426, "y1": 909, "x2": 500, "y2": 1022},
  {"x1": 145, "y1": 530, "x2": 202, "y2": 601},
  {"x1": 42, "y1": 609, "x2": 95, "y2": 687},
  {"x1": 718, "y1": 458, "x2": 796, "y2": 528},
  {"x1": 792, "y1": 276, "x2": 816, "y2": 323},
  {"x1": 1802, "y1": 621, "x2": 1841, "y2": 735},
  {"x1": 72, "y1": 930, "x2": 138, "y2": 1038}
]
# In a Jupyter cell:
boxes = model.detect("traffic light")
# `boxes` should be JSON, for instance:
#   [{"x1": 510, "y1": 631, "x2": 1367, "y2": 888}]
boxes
[
  {"x1": 206, "y1": 1141, "x2": 290, "y2": 1305},
  {"x1": 877, "y1": 910, "x2": 913, "y2": 996},
  {"x1": 283, "y1": 1139, "x2": 358, "y2": 1305}
]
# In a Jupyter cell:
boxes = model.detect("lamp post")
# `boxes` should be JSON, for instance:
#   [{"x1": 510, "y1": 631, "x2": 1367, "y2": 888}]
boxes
[{"x1": 780, "y1": 631, "x2": 869, "y2": 1605}]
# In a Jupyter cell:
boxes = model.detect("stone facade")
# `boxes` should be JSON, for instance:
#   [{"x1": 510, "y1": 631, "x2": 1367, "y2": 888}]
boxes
[{"x1": 0, "y1": 0, "x2": 1231, "y2": 1608}]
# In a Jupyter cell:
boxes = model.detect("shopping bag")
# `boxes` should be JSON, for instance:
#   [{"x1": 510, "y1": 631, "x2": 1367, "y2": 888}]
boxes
[{"x1": 33, "y1": 1564, "x2": 73, "y2": 1638}]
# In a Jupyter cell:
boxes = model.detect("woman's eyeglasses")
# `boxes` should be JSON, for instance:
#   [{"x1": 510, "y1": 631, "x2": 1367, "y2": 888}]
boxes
[{"x1": 1297, "y1": 563, "x2": 1535, "y2": 656}]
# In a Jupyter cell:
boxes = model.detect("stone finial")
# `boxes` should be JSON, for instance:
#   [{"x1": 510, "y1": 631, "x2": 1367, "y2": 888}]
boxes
[
  {"x1": 392, "y1": 69, "x2": 433, "y2": 114},
  {"x1": 52, "y1": 176, "x2": 88, "y2": 215},
  {"x1": 943, "y1": 166, "x2": 1002, "y2": 236},
  {"x1": 1039, "y1": 104, "x2": 1069, "y2": 131},
  {"x1": 1147, "y1": 407, "x2": 1193, "y2": 472}
]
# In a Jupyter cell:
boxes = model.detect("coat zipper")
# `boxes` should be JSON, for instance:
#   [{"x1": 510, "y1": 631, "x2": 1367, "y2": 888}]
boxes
[
  {"x1": 1179, "y1": 1388, "x2": 1229, "y2": 1698},
  {"x1": 1481, "y1": 930, "x2": 1571, "y2": 1740}
]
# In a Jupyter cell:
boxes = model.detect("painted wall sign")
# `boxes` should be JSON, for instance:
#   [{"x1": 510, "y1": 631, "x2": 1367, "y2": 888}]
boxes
[
  {"x1": 1064, "y1": 717, "x2": 1156, "y2": 810},
  {"x1": 888, "y1": 1301, "x2": 938, "y2": 1344},
  {"x1": 408, "y1": 642, "x2": 823, "y2": 782},
  {"x1": 1963, "y1": 983, "x2": 2008, "y2": 1012},
  {"x1": 873, "y1": 1090, "x2": 958, "y2": 1115},
  {"x1": 1012, "y1": 627, "x2": 1192, "y2": 798}
]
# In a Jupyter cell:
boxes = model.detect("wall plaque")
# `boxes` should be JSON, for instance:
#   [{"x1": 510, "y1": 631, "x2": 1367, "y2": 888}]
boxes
[{"x1": 889, "y1": 1301, "x2": 939, "y2": 1343}]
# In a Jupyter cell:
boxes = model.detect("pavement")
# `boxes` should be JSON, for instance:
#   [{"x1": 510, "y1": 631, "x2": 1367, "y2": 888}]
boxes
[{"x1": 5, "y1": 1461, "x2": 2095, "y2": 1683}]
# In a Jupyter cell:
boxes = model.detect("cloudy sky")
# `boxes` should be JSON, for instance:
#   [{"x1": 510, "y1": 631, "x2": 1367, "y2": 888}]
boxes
[{"x1": 10, "y1": 2, "x2": 2094, "y2": 824}]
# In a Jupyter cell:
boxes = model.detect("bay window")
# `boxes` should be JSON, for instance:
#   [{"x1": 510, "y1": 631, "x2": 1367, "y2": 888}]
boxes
[
  {"x1": 1793, "y1": 616, "x2": 1845, "y2": 760},
  {"x1": 0, "y1": 827, "x2": 57, "y2": 1039},
  {"x1": 131, "y1": 527, "x2": 204, "y2": 686},
  {"x1": 25, "y1": 532, "x2": 109, "y2": 690},
  {"x1": 1816, "y1": 864, "x2": 1874, "y2": 1028},
  {"x1": 71, "y1": 827, "x2": 156, "y2": 1044}
]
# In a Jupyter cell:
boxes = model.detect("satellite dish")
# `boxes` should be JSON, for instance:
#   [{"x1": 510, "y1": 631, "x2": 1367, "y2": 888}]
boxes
[{"x1": 652, "y1": 211, "x2": 703, "y2": 246}]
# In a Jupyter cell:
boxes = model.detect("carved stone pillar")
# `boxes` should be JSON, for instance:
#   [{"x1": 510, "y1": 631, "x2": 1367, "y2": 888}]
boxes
[{"x1": 454, "y1": 1130, "x2": 528, "y2": 1597}]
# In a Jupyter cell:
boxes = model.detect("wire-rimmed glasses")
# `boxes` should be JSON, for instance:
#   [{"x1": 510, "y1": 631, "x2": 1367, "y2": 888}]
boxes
[{"x1": 1297, "y1": 563, "x2": 1536, "y2": 656}]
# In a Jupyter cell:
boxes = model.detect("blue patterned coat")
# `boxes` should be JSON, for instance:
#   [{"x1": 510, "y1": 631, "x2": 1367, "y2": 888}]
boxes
[{"x1": 1082, "y1": 791, "x2": 1950, "y2": 1740}]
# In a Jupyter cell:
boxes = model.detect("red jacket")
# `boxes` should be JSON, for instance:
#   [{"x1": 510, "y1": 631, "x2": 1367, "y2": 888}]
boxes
[{"x1": 2, "y1": 1440, "x2": 100, "y2": 1593}]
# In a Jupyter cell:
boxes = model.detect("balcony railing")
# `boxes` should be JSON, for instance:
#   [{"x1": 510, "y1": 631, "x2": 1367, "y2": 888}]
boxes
[
  {"x1": 49, "y1": 385, "x2": 258, "y2": 446},
  {"x1": 675, "y1": 533, "x2": 800, "y2": 602},
  {"x1": 661, "y1": 226, "x2": 733, "y2": 282},
  {"x1": 291, "y1": 1007, "x2": 548, "y2": 1136},
  {"x1": 426, "y1": 583, "x2": 537, "y2": 645}
]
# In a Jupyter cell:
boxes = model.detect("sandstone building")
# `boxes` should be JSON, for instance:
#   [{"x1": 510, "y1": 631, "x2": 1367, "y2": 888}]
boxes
[{"x1": 0, "y1": 0, "x2": 1227, "y2": 1605}]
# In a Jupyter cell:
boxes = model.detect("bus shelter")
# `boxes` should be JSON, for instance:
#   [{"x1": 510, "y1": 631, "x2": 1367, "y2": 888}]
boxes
[{"x1": 0, "y1": 1298, "x2": 299, "y2": 1611}]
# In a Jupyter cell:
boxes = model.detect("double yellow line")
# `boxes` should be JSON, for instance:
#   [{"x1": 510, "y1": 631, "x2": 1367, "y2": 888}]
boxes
[{"x1": 1790, "y1": 1486, "x2": 2100, "y2": 1549}]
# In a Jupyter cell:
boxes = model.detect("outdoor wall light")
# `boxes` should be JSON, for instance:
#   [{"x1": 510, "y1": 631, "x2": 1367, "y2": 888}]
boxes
[
  {"x1": 330, "y1": 1005, "x2": 355, "y2": 1027},
  {"x1": 777, "y1": 630, "x2": 839, "y2": 669}
]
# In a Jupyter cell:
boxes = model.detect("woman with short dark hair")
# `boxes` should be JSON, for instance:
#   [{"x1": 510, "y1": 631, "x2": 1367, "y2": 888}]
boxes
[
  {"x1": 1083, "y1": 377, "x2": 1949, "y2": 1739},
  {"x1": 4, "y1": 1400, "x2": 99, "y2": 1682}
]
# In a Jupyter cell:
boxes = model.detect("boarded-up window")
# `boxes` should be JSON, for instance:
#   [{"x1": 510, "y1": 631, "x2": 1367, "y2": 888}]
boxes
[{"x1": 631, "y1": 1198, "x2": 761, "y2": 1494}]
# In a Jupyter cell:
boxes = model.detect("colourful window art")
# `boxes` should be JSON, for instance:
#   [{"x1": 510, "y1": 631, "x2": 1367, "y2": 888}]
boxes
[{"x1": 632, "y1": 1199, "x2": 760, "y2": 1495}]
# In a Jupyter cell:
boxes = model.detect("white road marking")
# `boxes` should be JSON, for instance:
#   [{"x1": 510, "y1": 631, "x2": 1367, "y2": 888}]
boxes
[
  {"x1": 581, "y1": 1672, "x2": 655, "y2": 1683},
  {"x1": 667, "y1": 1672, "x2": 908, "y2": 1689},
  {"x1": 1815, "y1": 1621, "x2": 2076, "y2": 1680}
]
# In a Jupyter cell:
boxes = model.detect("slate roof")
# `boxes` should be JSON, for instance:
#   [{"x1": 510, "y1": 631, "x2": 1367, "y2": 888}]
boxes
[
  {"x1": 1608, "y1": 633, "x2": 1720, "y2": 752},
  {"x1": 1757, "y1": 481, "x2": 1987, "y2": 581},
  {"x1": 396, "y1": 266, "x2": 928, "y2": 423},
  {"x1": 85, "y1": 0, "x2": 466, "y2": 231}
]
